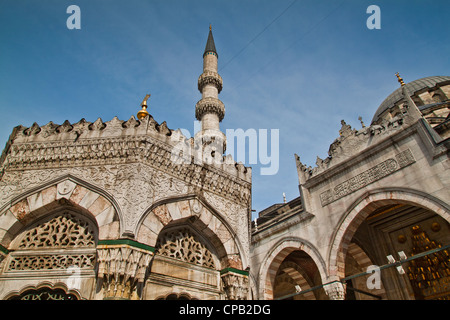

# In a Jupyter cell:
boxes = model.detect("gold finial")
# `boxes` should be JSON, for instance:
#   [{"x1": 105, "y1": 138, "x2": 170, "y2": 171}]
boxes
[
  {"x1": 209, "y1": 24, "x2": 212, "y2": 31},
  {"x1": 137, "y1": 94, "x2": 151, "y2": 120},
  {"x1": 395, "y1": 72, "x2": 405, "y2": 86}
]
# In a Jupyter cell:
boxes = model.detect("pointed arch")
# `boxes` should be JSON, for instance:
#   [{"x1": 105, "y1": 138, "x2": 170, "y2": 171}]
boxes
[
  {"x1": 328, "y1": 187, "x2": 450, "y2": 279},
  {"x1": 256, "y1": 237, "x2": 327, "y2": 300},
  {"x1": 136, "y1": 195, "x2": 247, "y2": 270},
  {"x1": 0, "y1": 175, "x2": 121, "y2": 249},
  {"x1": 4, "y1": 281, "x2": 84, "y2": 300}
]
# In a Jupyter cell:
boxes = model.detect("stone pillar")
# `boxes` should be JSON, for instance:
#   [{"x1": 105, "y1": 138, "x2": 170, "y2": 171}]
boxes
[{"x1": 96, "y1": 240, "x2": 153, "y2": 300}]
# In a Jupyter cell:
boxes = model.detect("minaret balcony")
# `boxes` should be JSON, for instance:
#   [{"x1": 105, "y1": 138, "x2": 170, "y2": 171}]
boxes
[
  {"x1": 195, "y1": 97, "x2": 225, "y2": 122},
  {"x1": 198, "y1": 71, "x2": 223, "y2": 93}
]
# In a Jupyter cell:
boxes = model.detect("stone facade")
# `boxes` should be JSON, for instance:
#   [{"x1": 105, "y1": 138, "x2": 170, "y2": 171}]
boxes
[
  {"x1": 0, "y1": 26, "x2": 449, "y2": 300},
  {"x1": 0, "y1": 28, "x2": 251, "y2": 300},
  {"x1": 251, "y1": 76, "x2": 450, "y2": 300}
]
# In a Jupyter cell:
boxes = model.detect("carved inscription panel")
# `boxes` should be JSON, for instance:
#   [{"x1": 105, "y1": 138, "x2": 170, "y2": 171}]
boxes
[{"x1": 320, "y1": 149, "x2": 416, "y2": 206}]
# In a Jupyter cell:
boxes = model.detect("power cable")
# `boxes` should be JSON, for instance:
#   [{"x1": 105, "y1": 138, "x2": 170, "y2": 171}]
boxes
[{"x1": 219, "y1": 0, "x2": 299, "y2": 72}]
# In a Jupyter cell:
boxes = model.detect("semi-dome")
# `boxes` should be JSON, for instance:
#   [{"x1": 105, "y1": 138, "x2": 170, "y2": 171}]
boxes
[{"x1": 371, "y1": 76, "x2": 450, "y2": 124}]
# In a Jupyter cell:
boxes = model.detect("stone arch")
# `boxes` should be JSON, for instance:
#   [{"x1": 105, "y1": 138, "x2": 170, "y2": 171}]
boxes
[
  {"x1": 345, "y1": 242, "x2": 387, "y2": 299},
  {"x1": 136, "y1": 195, "x2": 246, "y2": 270},
  {"x1": 257, "y1": 237, "x2": 327, "y2": 300},
  {"x1": 274, "y1": 260, "x2": 316, "y2": 300},
  {"x1": 4, "y1": 281, "x2": 84, "y2": 300},
  {"x1": 155, "y1": 292, "x2": 199, "y2": 300},
  {"x1": 0, "y1": 175, "x2": 121, "y2": 249},
  {"x1": 328, "y1": 187, "x2": 450, "y2": 280}
]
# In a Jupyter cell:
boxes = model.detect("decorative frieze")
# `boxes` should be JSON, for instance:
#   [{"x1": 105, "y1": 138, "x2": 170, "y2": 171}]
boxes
[
  {"x1": 1, "y1": 135, "x2": 250, "y2": 208},
  {"x1": 8, "y1": 253, "x2": 96, "y2": 271},
  {"x1": 320, "y1": 149, "x2": 416, "y2": 206}
]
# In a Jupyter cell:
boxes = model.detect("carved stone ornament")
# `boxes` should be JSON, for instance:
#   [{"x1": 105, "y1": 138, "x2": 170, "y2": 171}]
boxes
[
  {"x1": 195, "y1": 97, "x2": 225, "y2": 121},
  {"x1": 221, "y1": 272, "x2": 249, "y2": 300},
  {"x1": 57, "y1": 180, "x2": 76, "y2": 196},
  {"x1": 296, "y1": 114, "x2": 408, "y2": 181},
  {"x1": 319, "y1": 149, "x2": 416, "y2": 206},
  {"x1": 324, "y1": 281, "x2": 346, "y2": 300},
  {"x1": 7, "y1": 212, "x2": 97, "y2": 272},
  {"x1": 97, "y1": 245, "x2": 153, "y2": 300},
  {"x1": 198, "y1": 71, "x2": 223, "y2": 93},
  {"x1": 155, "y1": 227, "x2": 216, "y2": 269},
  {"x1": 18, "y1": 212, "x2": 96, "y2": 249}
]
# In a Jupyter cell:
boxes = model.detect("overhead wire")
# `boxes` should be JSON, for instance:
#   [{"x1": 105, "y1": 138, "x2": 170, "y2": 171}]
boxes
[
  {"x1": 227, "y1": 0, "x2": 347, "y2": 91},
  {"x1": 219, "y1": 0, "x2": 299, "y2": 72}
]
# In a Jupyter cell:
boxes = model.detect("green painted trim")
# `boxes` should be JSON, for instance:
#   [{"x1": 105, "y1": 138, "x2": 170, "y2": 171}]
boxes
[
  {"x1": 0, "y1": 244, "x2": 8, "y2": 255},
  {"x1": 220, "y1": 267, "x2": 249, "y2": 276},
  {"x1": 98, "y1": 239, "x2": 155, "y2": 253}
]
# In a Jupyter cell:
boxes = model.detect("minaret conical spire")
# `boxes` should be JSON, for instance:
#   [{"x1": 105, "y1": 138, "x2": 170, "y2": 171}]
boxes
[{"x1": 204, "y1": 24, "x2": 218, "y2": 58}]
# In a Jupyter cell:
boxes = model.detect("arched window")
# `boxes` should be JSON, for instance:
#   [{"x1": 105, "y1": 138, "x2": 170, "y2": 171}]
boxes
[
  {"x1": 155, "y1": 227, "x2": 217, "y2": 269},
  {"x1": 5, "y1": 210, "x2": 97, "y2": 273}
]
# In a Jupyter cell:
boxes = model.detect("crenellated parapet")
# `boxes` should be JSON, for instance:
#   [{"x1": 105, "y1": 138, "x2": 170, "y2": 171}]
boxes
[
  {"x1": 295, "y1": 111, "x2": 411, "y2": 184},
  {"x1": 0, "y1": 115, "x2": 251, "y2": 207}
]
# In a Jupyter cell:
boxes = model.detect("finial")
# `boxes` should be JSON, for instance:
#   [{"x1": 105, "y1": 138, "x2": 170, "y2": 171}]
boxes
[
  {"x1": 358, "y1": 116, "x2": 366, "y2": 128},
  {"x1": 395, "y1": 72, "x2": 405, "y2": 86},
  {"x1": 209, "y1": 24, "x2": 212, "y2": 31},
  {"x1": 137, "y1": 94, "x2": 151, "y2": 120}
]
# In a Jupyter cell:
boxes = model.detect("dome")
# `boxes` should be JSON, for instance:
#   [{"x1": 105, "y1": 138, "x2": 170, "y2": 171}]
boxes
[{"x1": 371, "y1": 76, "x2": 450, "y2": 124}]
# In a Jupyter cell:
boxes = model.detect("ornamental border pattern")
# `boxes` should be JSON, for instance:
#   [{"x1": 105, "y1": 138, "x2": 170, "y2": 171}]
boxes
[{"x1": 320, "y1": 149, "x2": 416, "y2": 207}]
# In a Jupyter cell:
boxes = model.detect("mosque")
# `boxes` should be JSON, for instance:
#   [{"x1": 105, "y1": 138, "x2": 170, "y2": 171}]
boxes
[{"x1": 0, "y1": 27, "x2": 448, "y2": 300}]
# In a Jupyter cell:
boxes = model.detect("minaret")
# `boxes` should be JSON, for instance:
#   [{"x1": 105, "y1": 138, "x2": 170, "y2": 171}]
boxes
[{"x1": 195, "y1": 25, "x2": 226, "y2": 162}]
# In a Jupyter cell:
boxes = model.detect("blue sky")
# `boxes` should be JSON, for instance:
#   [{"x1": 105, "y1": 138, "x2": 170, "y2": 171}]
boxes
[{"x1": 1, "y1": 0, "x2": 449, "y2": 217}]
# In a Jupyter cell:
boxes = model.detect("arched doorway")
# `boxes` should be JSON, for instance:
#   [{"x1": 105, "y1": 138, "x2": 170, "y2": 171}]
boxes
[
  {"x1": 258, "y1": 238, "x2": 327, "y2": 300},
  {"x1": 330, "y1": 190, "x2": 450, "y2": 300},
  {"x1": 273, "y1": 251, "x2": 327, "y2": 300}
]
